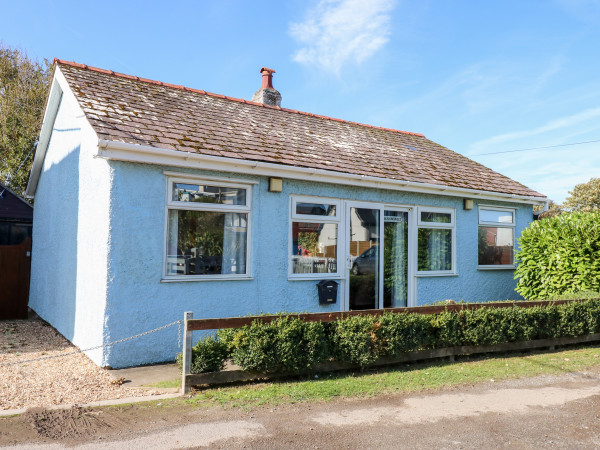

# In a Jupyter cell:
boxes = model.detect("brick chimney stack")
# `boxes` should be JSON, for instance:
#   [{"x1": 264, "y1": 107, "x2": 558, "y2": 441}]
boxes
[{"x1": 252, "y1": 67, "x2": 282, "y2": 107}]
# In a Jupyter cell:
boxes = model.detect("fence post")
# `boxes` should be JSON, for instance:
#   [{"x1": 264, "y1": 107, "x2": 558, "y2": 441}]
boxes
[{"x1": 182, "y1": 311, "x2": 193, "y2": 394}]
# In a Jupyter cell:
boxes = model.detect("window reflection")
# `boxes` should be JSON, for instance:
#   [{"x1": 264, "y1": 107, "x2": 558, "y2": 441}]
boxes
[
  {"x1": 478, "y1": 226, "x2": 514, "y2": 265},
  {"x1": 384, "y1": 211, "x2": 408, "y2": 308},
  {"x1": 0, "y1": 222, "x2": 32, "y2": 246},
  {"x1": 349, "y1": 207, "x2": 380, "y2": 310},
  {"x1": 479, "y1": 209, "x2": 513, "y2": 224},
  {"x1": 291, "y1": 222, "x2": 337, "y2": 273},
  {"x1": 420, "y1": 211, "x2": 451, "y2": 223},
  {"x1": 295, "y1": 203, "x2": 336, "y2": 217},
  {"x1": 173, "y1": 183, "x2": 246, "y2": 205},
  {"x1": 167, "y1": 210, "x2": 247, "y2": 275}
]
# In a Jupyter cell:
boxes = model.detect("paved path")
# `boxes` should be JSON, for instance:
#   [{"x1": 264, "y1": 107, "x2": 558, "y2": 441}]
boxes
[{"x1": 3, "y1": 371, "x2": 600, "y2": 449}]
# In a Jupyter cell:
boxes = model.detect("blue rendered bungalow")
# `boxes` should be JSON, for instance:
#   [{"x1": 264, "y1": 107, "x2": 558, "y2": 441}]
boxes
[{"x1": 24, "y1": 60, "x2": 547, "y2": 368}]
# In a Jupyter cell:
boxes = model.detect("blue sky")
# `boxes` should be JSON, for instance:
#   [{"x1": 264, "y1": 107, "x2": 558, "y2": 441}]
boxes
[{"x1": 3, "y1": 0, "x2": 600, "y2": 202}]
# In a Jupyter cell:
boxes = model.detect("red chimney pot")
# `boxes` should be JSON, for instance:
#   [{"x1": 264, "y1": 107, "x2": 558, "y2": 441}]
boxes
[{"x1": 259, "y1": 67, "x2": 276, "y2": 90}]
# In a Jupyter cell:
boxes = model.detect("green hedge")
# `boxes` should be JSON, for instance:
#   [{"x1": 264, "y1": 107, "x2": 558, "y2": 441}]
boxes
[
  {"x1": 216, "y1": 316, "x2": 330, "y2": 373},
  {"x1": 187, "y1": 299, "x2": 600, "y2": 374},
  {"x1": 515, "y1": 212, "x2": 600, "y2": 300}
]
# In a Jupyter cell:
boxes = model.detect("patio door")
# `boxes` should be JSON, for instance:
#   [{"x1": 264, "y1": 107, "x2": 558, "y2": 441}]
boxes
[{"x1": 345, "y1": 203, "x2": 410, "y2": 310}]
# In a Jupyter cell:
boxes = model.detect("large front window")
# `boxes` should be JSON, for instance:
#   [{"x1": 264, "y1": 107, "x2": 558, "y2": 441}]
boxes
[{"x1": 165, "y1": 176, "x2": 252, "y2": 279}]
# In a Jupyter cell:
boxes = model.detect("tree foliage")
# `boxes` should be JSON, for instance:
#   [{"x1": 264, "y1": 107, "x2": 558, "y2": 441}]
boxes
[
  {"x1": 533, "y1": 199, "x2": 563, "y2": 219},
  {"x1": 563, "y1": 177, "x2": 600, "y2": 213},
  {"x1": 0, "y1": 44, "x2": 51, "y2": 197},
  {"x1": 514, "y1": 212, "x2": 600, "y2": 300}
]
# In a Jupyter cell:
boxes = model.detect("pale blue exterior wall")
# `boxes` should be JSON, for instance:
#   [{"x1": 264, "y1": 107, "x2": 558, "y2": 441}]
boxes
[
  {"x1": 29, "y1": 88, "x2": 111, "y2": 365},
  {"x1": 101, "y1": 160, "x2": 533, "y2": 368}
]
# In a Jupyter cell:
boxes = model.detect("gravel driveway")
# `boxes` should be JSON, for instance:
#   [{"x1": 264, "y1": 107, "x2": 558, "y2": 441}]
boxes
[{"x1": 0, "y1": 319, "x2": 162, "y2": 410}]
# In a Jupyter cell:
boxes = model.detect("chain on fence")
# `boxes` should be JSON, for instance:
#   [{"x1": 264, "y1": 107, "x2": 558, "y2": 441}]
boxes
[{"x1": 0, "y1": 319, "x2": 183, "y2": 367}]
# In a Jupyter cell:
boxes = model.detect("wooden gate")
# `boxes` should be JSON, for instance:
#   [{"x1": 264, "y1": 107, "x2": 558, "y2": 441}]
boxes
[{"x1": 0, "y1": 237, "x2": 31, "y2": 319}]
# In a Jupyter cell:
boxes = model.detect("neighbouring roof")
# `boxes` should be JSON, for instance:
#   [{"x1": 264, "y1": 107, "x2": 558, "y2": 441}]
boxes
[
  {"x1": 0, "y1": 183, "x2": 33, "y2": 221},
  {"x1": 55, "y1": 60, "x2": 545, "y2": 199}
]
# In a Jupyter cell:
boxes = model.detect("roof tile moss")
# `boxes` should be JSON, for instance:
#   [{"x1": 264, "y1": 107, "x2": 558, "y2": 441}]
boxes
[{"x1": 54, "y1": 59, "x2": 545, "y2": 198}]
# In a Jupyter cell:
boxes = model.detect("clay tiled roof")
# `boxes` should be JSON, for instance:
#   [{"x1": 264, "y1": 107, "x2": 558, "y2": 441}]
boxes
[{"x1": 56, "y1": 60, "x2": 545, "y2": 198}]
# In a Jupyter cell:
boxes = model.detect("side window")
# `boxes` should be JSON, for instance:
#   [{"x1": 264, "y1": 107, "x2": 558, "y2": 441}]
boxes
[
  {"x1": 417, "y1": 207, "x2": 455, "y2": 274},
  {"x1": 478, "y1": 207, "x2": 515, "y2": 267},
  {"x1": 165, "y1": 177, "x2": 252, "y2": 279},
  {"x1": 290, "y1": 197, "x2": 341, "y2": 278}
]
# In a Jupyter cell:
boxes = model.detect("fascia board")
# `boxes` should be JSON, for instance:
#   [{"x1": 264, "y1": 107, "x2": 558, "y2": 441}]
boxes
[
  {"x1": 24, "y1": 67, "x2": 99, "y2": 198},
  {"x1": 24, "y1": 75, "x2": 63, "y2": 198},
  {"x1": 96, "y1": 139, "x2": 547, "y2": 206}
]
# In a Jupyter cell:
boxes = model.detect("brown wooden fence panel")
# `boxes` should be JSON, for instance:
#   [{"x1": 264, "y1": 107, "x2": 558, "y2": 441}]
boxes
[
  {"x1": 0, "y1": 238, "x2": 31, "y2": 319},
  {"x1": 186, "y1": 299, "x2": 584, "y2": 331}
]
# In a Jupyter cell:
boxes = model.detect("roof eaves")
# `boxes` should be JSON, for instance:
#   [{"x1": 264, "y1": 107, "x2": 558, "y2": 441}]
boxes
[{"x1": 97, "y1": 138, "x2": 548, "y2": 204}]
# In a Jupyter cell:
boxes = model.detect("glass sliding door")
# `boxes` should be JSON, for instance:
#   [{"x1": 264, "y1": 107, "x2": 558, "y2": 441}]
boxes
[
  {"x1": 348, "y1": 206, "x2": 380, "y2": 310},
  {"x1": 383, "y1": 210, "x2": 409, "y2": 307}
]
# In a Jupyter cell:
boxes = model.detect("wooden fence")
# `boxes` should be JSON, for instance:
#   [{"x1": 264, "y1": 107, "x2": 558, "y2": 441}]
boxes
[
  {"x1": 0, "y1": 238, "x2": 32, "y2": 319},
  {"x1": 181, "y1": 299, "x2": 594, "y2": 393}
]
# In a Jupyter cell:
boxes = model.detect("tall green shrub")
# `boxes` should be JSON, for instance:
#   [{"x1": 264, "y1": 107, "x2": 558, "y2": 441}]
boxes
[{"x1": 515, "y1": 212, "x2": 600, "y2": 299}]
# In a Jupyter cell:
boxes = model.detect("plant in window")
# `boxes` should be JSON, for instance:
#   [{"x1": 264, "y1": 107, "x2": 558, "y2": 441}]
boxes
[{"x1": 298, "y1": 230, "x2": 319, "y2": 256}]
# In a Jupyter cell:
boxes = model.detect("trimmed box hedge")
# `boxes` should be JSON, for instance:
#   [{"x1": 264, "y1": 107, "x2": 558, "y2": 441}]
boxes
[{"x1": 187, "y1": 299, "x2": 600, "y2": 374}]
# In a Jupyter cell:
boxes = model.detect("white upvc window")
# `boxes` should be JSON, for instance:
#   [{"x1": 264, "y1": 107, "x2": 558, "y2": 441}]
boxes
[
  {"x1": 416, "y1": 206, "x2": 456, "y2": 276},
  {"x1": 163, "y1": 174, "x2": 254, "y2": 281},
  {"x1": 478, "y1": 205, "x2": 516, "y2": 269},
  {"x1": 289, "y1": 196, "x2": 341, "y2": 279}
]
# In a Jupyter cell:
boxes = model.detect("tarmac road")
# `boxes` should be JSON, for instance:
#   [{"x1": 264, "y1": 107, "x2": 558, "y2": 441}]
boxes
[{"x1": 2, "y1": 370, "x2": 600, "y2": 449}]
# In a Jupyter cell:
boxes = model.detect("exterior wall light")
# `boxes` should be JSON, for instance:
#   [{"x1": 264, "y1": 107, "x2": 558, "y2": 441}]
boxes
[
  {"x1": 464, "y1": 199, "x2": 474, "y2": 210},
  {"x1": 269, "y1": 177, "x2": 283, "y2": 192}
]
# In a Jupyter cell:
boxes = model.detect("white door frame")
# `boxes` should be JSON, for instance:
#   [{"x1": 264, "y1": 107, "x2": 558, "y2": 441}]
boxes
[{"x1": 343, "y1": 201, "x2": 414, "y2": 311}]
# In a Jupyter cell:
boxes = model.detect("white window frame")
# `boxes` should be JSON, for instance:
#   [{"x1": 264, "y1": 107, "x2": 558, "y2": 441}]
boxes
[
  {"x1": 289, "y1": 195, "x2": 342, "y2": 280},
  {"x1": 415, "y1": 206, "x2": 456, "y2": 276},
  {"x1": 162, "y1": 173, "x2": 255, "y2": 281},
  {"x1": 477, "y1": 205, "x2": 516, "y2": 270}
]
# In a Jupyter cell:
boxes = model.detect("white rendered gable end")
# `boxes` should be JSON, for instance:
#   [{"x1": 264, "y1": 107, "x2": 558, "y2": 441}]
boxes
[
  {"x1": 25, "y1": 67, "x2": 99, "y2": 198},
  {"x1": 96, "y1": 139, "x2": 547, "y2": 206}
]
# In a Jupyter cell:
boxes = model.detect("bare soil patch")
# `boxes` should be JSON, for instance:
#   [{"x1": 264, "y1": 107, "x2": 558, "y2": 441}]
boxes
[
  {"x1": 0, "y1": 319, "x2": 161, "y2": 410},
  {"x1": 25, "y1": 406, "x2": 114, "y2": 440}
]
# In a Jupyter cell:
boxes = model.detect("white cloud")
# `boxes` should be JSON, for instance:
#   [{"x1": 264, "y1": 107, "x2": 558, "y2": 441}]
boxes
[
  {"x1": 470, "y1": 107, "x2": 600, "y2": 151},
  {"x1": 289, "y1": 0, "x2": 396, "y2": 74}
]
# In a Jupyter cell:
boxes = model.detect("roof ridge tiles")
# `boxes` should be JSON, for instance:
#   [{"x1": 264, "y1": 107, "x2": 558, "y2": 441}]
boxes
[{"x1": 54, "y1": 58, "x2": 425, "y2": 138}]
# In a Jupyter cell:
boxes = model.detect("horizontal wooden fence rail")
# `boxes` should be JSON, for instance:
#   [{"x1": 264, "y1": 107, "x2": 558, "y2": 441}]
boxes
[{"x1": 185, "y1": 299, "x2": 582, "y2": 331}]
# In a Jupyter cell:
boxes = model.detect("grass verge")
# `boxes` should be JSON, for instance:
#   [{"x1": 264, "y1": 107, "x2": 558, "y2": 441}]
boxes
[
  {"x1": 145, "y1": 379, "x2": 181, "y2": 389},
  {"x1": 184, "y1": 344, "x2": 600, "y2": 409}
]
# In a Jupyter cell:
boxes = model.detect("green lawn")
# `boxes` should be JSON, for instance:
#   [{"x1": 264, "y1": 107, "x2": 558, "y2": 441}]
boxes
[{"x1": 180, "y1": 345, "x2": 600, "y2": 409}]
